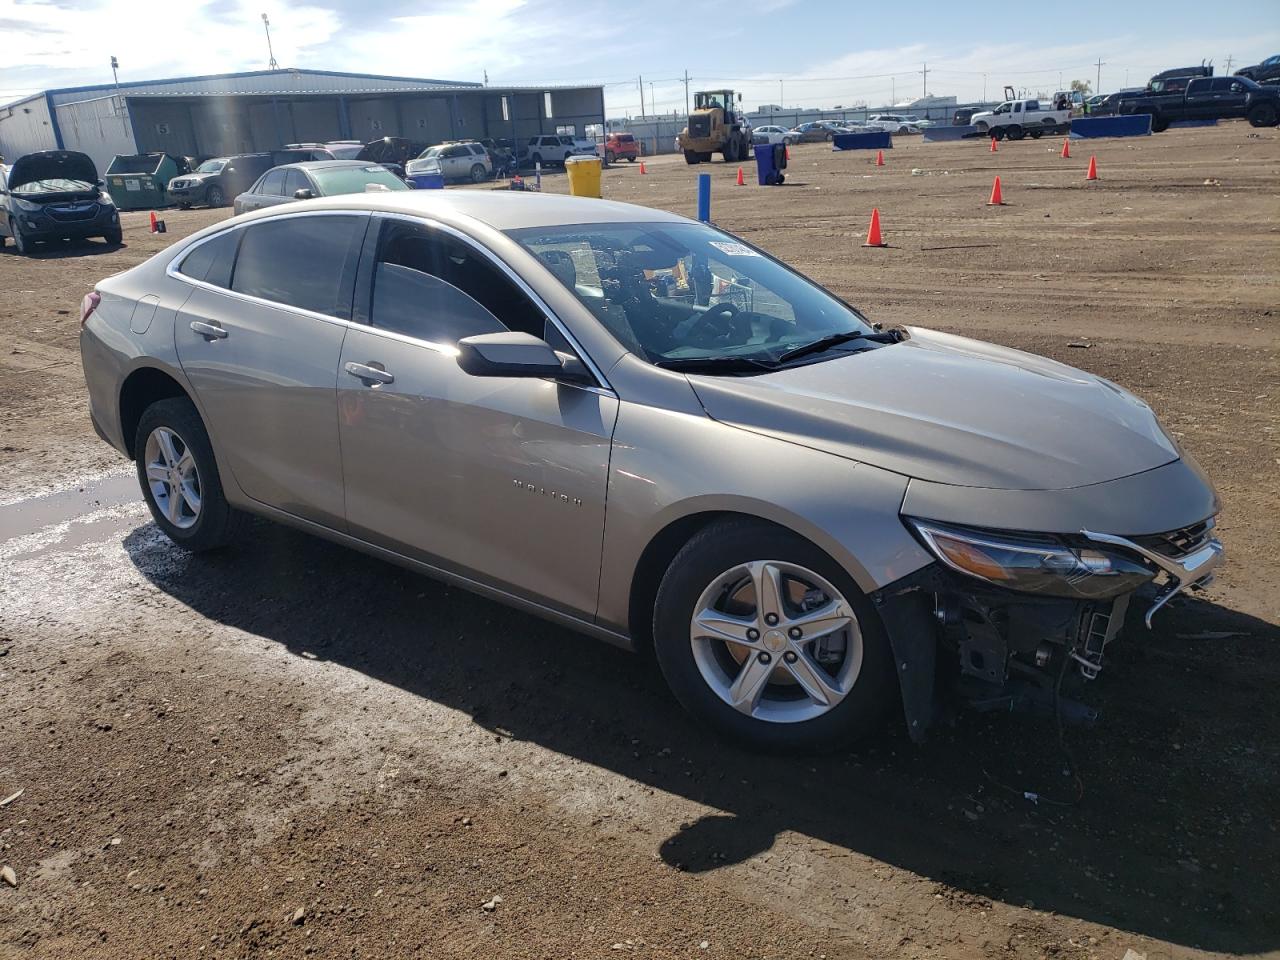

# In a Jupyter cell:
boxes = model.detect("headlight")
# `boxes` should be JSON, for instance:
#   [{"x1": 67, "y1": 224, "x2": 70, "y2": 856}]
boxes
[
  {"x1": 12, "y1": 197, "x2": 41, "y2": 212},
  {"x1": 906, "y1": 519, "x2": 1154, "y2": 599}
]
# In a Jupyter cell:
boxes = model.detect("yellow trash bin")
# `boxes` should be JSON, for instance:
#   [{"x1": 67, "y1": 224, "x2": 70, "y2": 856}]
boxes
[{"x1": 565, "y1": 155, "x2": 602, "y2": 198}]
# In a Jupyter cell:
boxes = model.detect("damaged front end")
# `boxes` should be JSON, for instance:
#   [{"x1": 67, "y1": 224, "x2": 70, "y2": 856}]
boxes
[{"x1": 872, "y1": 517, "x2": 1223, "y2": 742}]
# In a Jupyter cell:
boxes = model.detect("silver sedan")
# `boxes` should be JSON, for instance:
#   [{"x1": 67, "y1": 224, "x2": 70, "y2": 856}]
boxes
[{"x1": 78, "y1": 191, "x2": 1222, "y2": 752}]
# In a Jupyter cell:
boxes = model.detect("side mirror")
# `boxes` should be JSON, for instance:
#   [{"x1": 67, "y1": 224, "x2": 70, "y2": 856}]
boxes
[
  {"x1": 96, "y1": 179, "x2": 105, "y2": 187},
  {"x1": 293, "y1": 188, "x2": 314, "y2": 200},
  {"x1": 456, "y1": 332, "x2": 565, "y2": 379}
]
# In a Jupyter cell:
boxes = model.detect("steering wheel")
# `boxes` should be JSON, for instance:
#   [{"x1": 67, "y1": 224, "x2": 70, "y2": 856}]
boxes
[{"x1": 678, "y1": 302, "x2": 750, "y2": 347}]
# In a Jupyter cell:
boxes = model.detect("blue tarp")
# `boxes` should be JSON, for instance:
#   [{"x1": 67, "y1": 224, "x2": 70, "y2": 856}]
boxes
[
  {"x1": 832, "y1": 131, "x2": 892, "y2": 151},
  {"x1": 1069, "y1": 115, "x2": 1152, "y2": 138},
  {"x1": 921, "y1": 125, "x2": 980, "y2": 142}
]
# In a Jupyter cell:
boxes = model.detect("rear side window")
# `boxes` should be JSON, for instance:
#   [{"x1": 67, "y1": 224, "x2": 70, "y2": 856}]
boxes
[
  {"x1": 232, "y1": 215, "x2": 363, "y2": 317},
  {"x1": 257, "y1": 168, "x2": 286, "y2": 195},
  {"x1": 178, "y1": 229, "x2": 240, "y2": 288},
  {"x1": 366, "y1": 220, "x2": 544, "y2": 344}
]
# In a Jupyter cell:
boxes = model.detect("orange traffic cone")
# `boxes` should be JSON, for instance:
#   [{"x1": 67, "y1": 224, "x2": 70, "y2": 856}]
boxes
[
  {"x1": 862, "y1": 208, "x2": 887, "y2": 247},
  {"x1": 987, "y1": 175, "x2": 1005, "y2": 206},
  {"x1": 875, "y1": 149, "x2": 884, "y2": 167},
  {"x1": 989, "y1": 136, "x2": 998, "y2": 153},
  {"x1": 736, "y1": 166, "x2": 745, "y2": 186},
  {"x1": 1060, "y1": 138, "x2": 1071, "y2": 159},
  {"x1": 1085, "y1": 155, "x2": 1098, "y2": 180},
  {"x1": 639, "y1": 160, "x2": 647, "y2": 175},
  {"x1": 149, "y1": 211, "x2": 158, "y2": 233}
]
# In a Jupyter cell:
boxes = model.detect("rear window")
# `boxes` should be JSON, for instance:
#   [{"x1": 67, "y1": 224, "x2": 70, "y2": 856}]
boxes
[
  {"x1": 231, "y1": 215, "x2": 363, "y2": 317},
  {"x1": 617, "y1": 134, "x2": 635, "y2": 142}
]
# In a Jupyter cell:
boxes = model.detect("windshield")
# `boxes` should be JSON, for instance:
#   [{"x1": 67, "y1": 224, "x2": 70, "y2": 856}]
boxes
[
  {"x1": 12, "y1": 178, "x2": 95, "y2": 195},
  {"x1": 310, "y1": 165, "x2": 410, "y2": 195},
  {"x1": 326, "y1": 144, "x2": 364, "y2": 159},
  {"x1": 509, "y1": 221, "x2": 875, "y2": 367},
  {"x1": 196, "y1": 159, "x2": 226, "y2": 174}
]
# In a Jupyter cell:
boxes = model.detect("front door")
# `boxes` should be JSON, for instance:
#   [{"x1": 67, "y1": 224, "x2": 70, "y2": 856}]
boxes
[
  {"x1": 175, "y1": 212, "x2": 367, "y2": 528},
  {"x1": 336, "y1": 216, "x2": 617, "y2": 618}
]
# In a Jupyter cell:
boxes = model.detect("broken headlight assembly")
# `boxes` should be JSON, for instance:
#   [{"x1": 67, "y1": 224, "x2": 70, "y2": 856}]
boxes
[{"x1": 906, "y1": 519, "x2": 1154, "y2": 600}]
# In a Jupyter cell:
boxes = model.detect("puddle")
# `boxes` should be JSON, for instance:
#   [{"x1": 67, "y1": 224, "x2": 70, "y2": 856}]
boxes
[{"x1": 0, "y1": 470, "x2": 141, "y2": 543}]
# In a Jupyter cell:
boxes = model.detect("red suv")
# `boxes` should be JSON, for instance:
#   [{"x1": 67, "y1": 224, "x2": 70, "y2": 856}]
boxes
[{"x1": 603, "y1": 133, "x2": 640, "y2": 163}]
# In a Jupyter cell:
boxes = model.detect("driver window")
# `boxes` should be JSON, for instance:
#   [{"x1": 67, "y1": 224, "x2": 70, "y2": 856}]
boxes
[{"x1": 368, "y1": 220, "x2": 549, "y2": 346}]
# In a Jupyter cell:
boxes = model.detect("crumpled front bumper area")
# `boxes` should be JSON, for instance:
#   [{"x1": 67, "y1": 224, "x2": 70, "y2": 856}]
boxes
[{"x1": 872, "y1": 520, "x2": 1223, "y2": 743}]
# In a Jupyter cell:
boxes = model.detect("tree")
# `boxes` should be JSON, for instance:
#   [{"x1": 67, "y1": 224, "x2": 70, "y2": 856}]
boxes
[{"x1": 1070, "y1": 79, "x2": 1092, "y2": 95}]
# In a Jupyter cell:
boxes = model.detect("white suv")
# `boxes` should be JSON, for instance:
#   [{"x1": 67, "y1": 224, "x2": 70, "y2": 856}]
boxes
[
  {"x1": 404, "y1": 142, "x2": 493, "y2": 183},
  {"x1": 517, "y1": 135, "x2": 597, "y2": 167}
]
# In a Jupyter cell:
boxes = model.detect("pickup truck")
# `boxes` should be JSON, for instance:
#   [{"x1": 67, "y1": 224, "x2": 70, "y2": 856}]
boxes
[
  {"x1": 1119, "y1": 75, "x2": 1280, "y2": 130},
  {"x1": 968, "y1": 99, "x2": 1071, "y2": 140}
]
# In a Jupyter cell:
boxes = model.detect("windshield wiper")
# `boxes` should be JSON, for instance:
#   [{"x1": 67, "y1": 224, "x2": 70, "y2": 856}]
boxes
[
  {"x1": 777, "y1": 328, "x2": 900, "y2": 363},
  {"x1": 654, "y1": 356, "x2": 779, "y2": 374}
]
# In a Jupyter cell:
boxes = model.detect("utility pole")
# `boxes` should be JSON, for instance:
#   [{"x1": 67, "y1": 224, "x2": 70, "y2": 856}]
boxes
[
  {"x1": 649, "y1": 81, "x2": 655, "y2": 113},
  {"x1": 1224, "y1": 54, "x2": 1234, "y2": 73},
  {"x1": 778, "y1": 79, "x2": 783, "y2": 107},
  {"x1": 261, "y1": 13, "x2": 279, "y2": 71},
  {"x1": 638, "y1": 75, "x2": 645, "y2": 118},
  {"x1": 1094, "y1": 56, "x2": 1105, "y2": 93},
  {"x1": 983, "y1": 73, "x2": 987, "y2": 102},
  {"x1": 921, "y1": 61, "x2": 929, "y2": 98},
  {"x1": 891, "y1": 76, "x2": 895, "y2": 104},
  {"x1": 683, "y1": 70, "x2": 690, "y2": 117}
]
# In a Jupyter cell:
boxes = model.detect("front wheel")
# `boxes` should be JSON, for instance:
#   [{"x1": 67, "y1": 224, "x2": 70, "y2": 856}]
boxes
[
  {"x1": 1150, "y1": 113, "x2": 1169, "y2": 132},
  {"x1": 627, "y1": 155, "x2": 637, "y2": 162},
  {"x1": 104, "y1": 227, "x2": 122, "y2": 245},
  {"x1": 653, "y1": 519, "x2": 895, "y2": 753},
  {"x1": 1248, "y1": 102, "x2": 1278, "y2": 127},
  {"x1": 684, "y1": 149, "x2": 700, "y2": 165},
  {"x1": 8, "y1": 218, "x2": 30, "y2": 255},
  {"x1": 135, "y1": 397, "x2": 241, "y2": 552},
  {"x1": 206, "y1": 185, "x2": 226, "y2": 207}
]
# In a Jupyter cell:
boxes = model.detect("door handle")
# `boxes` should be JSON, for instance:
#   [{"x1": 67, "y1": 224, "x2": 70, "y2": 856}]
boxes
[
  {"x1": 190, "y1": 320, "x2": 228, "y2": 340},
  {"x1": 344, "y1": 361, "x2": 394, "y2": 385}
]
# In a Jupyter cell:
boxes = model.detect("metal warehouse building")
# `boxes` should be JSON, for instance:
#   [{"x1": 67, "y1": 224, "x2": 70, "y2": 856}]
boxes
[{"x1": 0, "y1": 68, "x2": 606, "y2": 175}]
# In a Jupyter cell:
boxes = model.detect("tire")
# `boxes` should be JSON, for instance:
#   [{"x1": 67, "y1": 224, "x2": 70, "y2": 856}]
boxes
[
  {"x1": 179, "y1": 203, "x2": 192, "y2": 210},
  {"x1": 206, "y1": 185, "x2": 225, "y2": 207},
  {"x1": 701, "y1": 152, "x2": 714, "y2": 163},
  {"x1": 652, "y1": 519, "x2": 895, "y2": 753},
  {"x1": 1247, "y1": 102, "x2": 1278, "y2": 127},
  {"x1": 104, "y1": 227, "x2": 123, "y2": 245},
  {"x1": 605, "y1": 150, "x2": 616, "y2": 164},
  {"x1": 1030, "y1": 129, "x2": 1042, "y2": 139},
  {"x1": 1007, "y1": 124, "x2": 1025, "y2": 141},
  {"x1": 9, "y1": 218, "x2": 30, "y2": 256},
  {"x1": 898, "y1": 126, "x2": 909, "y2": 135},
  {"x1": 134, "y1": 397, "x2": 241, "y2": 552},
  {"x1": 531, "y1": 152, "x2": 543, "y2": 167},
  {"x1": 1150, "y1": 113, "x2": 1169, "y2": 133},
  {"x1": 627, "y1": 155, "x2": 637, "y2": 162},
  {"x1": 992, "y1": 128, "x2": 1006, "y2": 141},
  {"x1": 776, "y1": 172, "x2": 785, "y2": 184},
  {"x1": 469, "y1": 163, "x2": 487, "y2": 183},
  {"x1": 684, "y1": 150, "x2": 700, "y2": 165}
]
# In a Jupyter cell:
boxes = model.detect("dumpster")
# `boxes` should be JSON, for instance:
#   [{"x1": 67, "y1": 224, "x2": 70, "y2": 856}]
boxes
[
  {"x1": 105, "y1": 153, "x2": 184, "y2": 210},
  {"x1": 565, "y1": 155, "x2": 602, "y2": 198},
  {"x1": 753, "y1": 143, "x2": 787, "y2": 185},
  {"x1": 410, "y1": 172, "x2": 446, "y2": 189}
]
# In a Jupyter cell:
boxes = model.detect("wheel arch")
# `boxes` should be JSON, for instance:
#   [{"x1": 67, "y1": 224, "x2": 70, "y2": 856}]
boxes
[{"x1": 118, "y1": 365, "x2": 194, "y2": 459}]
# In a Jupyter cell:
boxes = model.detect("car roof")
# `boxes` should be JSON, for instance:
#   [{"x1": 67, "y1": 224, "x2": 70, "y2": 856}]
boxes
[
  {"x1": 239, "y1": 189, "x2": 688, "y2": 231},
  {"x1": 277, "y1": 160, "x2": 382, "y2": 171}
]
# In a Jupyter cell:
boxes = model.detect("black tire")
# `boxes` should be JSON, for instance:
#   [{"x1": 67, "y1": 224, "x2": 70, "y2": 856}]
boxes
[
  {"x1": 134, "y1": 397, "x2": 242, "y2": 552},
  {"x1": 627, "y1": 155, "x2": 637, "y2": 162},
  {"x1": 776, "y1": 172, "x2": 785, "y2": 184},
  {"x1": 206, "y1": 185, "x2": 225, "y2": 207},
  {"x1": 1006, "y1": 124, "x2": 1025, "y2": 141},
  {"x1": 605, "y1": 150, "x2": 616, "y2": 164},
  {"x1": 104, "y1": 227, "x2": 123, "y2": 245},
  {"x1": 179, "y1": 203, "x2": 192, "y2": 210},
  {"x1": 1248, "y1": 102, "x2": 1278, "y2": 127},
  {"x1": 1029, "y1": 129, "x2": 1042, "y2": 139},
  {"x1": 1150, "y1": 113, "x2": 1169, "y2": 133},
  {"x1": 684, "y1": 149, "x2": 700, "y2": 165},
  {"x1": 652, "y1": 519, "x2": 896, "y2": 753},
  {"x1": 8, "y1": 218, "x2": 30, "y2": 255}
]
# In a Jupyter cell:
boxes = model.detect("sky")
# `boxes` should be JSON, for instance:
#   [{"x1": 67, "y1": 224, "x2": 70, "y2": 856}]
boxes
[{"x1": 3, "y1": 0, "x2": 1279, "y2": 115}]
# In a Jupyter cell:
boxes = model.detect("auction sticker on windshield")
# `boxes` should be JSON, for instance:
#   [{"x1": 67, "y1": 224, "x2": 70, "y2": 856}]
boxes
[{"x1": 709, "y1": 241, "x2": 760, "y2": 257}]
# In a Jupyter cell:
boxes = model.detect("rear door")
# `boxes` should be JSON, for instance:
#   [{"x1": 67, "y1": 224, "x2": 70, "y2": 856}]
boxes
[
  {"x1": 336, "y1": 215, "x2": 617, "y2": 617},
  {"x1": 175, "y1": 212, "x2": 367, "y2": 528}
]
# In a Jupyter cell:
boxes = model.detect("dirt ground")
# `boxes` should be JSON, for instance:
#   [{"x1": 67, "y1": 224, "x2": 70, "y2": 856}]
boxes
[{"x1": 1, "y1": 124, "x2": 1277, "y2": 960}]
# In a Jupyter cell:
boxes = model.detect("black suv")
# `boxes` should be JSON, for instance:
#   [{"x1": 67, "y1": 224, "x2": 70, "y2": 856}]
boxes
[
  {"x1": 168, "y1": 153, "x2": 274, "y2": 209},
  {"x1": 1, "y1": 150, "x2": 121, "y2": 255}
]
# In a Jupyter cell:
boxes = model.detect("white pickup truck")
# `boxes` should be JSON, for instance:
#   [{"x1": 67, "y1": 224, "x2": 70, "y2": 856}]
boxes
[{"x1": 969, "y1": 98, "x2": 1071, "y2": 140}]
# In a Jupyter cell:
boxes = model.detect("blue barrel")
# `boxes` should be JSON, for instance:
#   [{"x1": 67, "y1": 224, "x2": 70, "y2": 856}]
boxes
[
  {"x1": 409, "y1": 173, "x2": 446, "y2": 189},
  {"x1": 753, "y1": 143, "x2": 787, "y2": 185}
]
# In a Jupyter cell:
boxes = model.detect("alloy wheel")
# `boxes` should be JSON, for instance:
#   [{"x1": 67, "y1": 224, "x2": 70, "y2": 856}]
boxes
[
  {"x1": 689, "y1": 560, "x2": 864, "y2": 723},
  {"x1": 144, "y1": 426, "x2": 202, "y2": 529}
]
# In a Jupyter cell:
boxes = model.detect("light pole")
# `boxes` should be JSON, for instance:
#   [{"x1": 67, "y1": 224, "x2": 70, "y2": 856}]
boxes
[{"x1": 262, "y1": 13, "x2": 279, "y2": 71}]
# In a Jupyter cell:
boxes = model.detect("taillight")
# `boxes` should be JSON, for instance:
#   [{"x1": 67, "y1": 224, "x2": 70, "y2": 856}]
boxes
[{"x1": 80, "y1": 291, "x2": 101, "y2": 328}]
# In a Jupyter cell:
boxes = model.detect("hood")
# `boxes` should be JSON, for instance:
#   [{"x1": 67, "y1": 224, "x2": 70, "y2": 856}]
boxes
[
  {"x1": 7, "y1": 150, "x2": 99, "y2": 191},
  {"x1": 686, "y1": 327, "x2": 1179, "y2": 490}
]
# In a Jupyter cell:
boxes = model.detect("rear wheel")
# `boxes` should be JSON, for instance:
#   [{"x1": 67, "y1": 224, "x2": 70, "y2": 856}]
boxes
[
  {"x1": 206, "y1": 185, "x2": 225, "y2": 207},
  {"x1": 1006, "y1": 124, "x2": 1025, "y2": 141},
  {"x1": 1029, "y1": 129, "x2": 1043, "y2": 139},
  {"x1": 684, "y1": 149, "x2": 700, "y2": 165},
  {"x1": 1248, "y1": 102, "x2": 1278, "y2": 127},
  {"x1": 135, "y1": 397, "x2": 241, "y2": 552},
  {"x1": 653, "y1": 519, "x2": 895, "y2": 753},
  {"x1": 469, "y1": 163, "x2": 487, "y2": 183},
  {"x1": 627, "y1": 155, "x2": 637, "y2": 162},
  {"x1": 605, "y1": 150, "x2": 616, "y2": 164}
]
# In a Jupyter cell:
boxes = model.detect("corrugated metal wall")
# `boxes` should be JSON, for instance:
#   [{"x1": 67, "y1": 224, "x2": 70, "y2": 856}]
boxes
[
  {"x1": 53, "y1": 96, "x2": 137, "y2": 176},
  {"x1": 0, "y1": 95, "x2": 57, "y2": 164}
]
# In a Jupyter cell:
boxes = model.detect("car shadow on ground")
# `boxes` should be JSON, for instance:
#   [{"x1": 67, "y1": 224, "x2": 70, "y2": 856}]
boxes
[
  {"x1": 2, "y1": 238, "x2": 123, "y2": 258},
  {"x1": 123, "y1": 518, "x2": 1280, "y2": 954}
]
